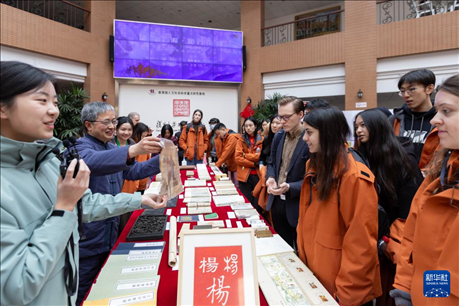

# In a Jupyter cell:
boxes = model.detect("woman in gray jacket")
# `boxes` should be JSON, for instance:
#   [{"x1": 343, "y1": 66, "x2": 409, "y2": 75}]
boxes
[{"x1": 0, "y1": 61, "x2": 166, "y2": 305}]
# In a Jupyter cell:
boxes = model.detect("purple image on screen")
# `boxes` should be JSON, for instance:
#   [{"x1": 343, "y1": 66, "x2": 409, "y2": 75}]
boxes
[
  {"x1": 213, "y1": 48, "x2": 242, "y2": 65},
  {"x1": 115, "y1": 40, "x2": 150, "y2": 60},
  {"x1": 115, "y1": 21, "x2": 150, "y2": 41},
  {"x1": 183, "y1": 63, "x2": 213, "y2": 81},
  {"x1": 115, "y1": 59, "x2": 153, "y2": 78},
  {"x1": 213, "y1": 31, "x2": 243, "y2": 49},
  {"x1": 150, "y1": 24, "x2": 181, "y2": 44},
  {"x1": 182, "y1": 45, "x2": 213, "y2": 64},
  {"x1": 213, "y1": 65, "x2": 242, "y2": 82},
  {"x1": 182, "y1": 27, "x2": 213, "y2": 46},
  {"x1": 114, "y1": 20, "x2": 242, "y2": 82},
  {"x1": 149, "y1": 61, "x2": 182, "y2": 79},
  {"x1": 150, "y1": 43, "x2": 182, "y2": 62}
]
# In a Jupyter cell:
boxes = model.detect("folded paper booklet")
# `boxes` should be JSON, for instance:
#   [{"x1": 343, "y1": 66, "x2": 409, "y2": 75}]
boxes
[
  {"x1": 231, "y1": 203, "x2": 254, "y2": 210},
  {"x1": 177, "y1": 215, "x2": 202, "y2": 222},
  {"x1": 154, "y1": 173, "x2": 162, "y2": 182},
  {"x1": 197, "y1": 174, "x2": 212, "y2": 181},
  {"x1": 85, "y1": 276, "x2": 160, "y2": 304},
  {"x1": 186, "y1": 202, "x2": 211, "y2": 207},
  {"x1": 145, "y1": 182, "x2": 162, "y2": 195},
  {"x1": 196, "y1": 164, "x2": 212, "y2": 181},
  {"x1": 209, "y1": 165, "x2": 224, "y2": 176},
  {"x1": 204, "y1": 212, "x2": 218, "y2": 220},
  {"x1": 212, "y1": 181, "x2": 234, "y2": 187},
  {"x1": 84, "y1": 289, "x2": 157, "y2": 306},
  {"x1": 213, "y1": 195, "x2": 245, "y2": 207},
  {"x1": 216, "y1": 188, "x2": 239, "y2": 195},
  {"x1": 95, "y1": 256, "x2": 160, "y2": 283},
  {"x1": 184, "y1": 187, "x2": 211, "y2": 197},
  {"x1": 235, "y1": 209, "x2": 259, "y2": 219},
  {"x1": 184, "y1": 180, "x2": 207, "y2": 187},
  {"x1": 183, "y1": 196, "x2": 212, "y2": 203},
  {"x1": 197, "y1": 220, "x2": 225, "y2": 228},
  {"x1": 188, "y1": 206, "x2": 213, "y2": 215}
]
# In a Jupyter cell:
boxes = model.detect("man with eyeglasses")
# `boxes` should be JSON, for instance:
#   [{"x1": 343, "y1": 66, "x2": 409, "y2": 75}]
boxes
[
  {"x1": 74, "y1": 101, "x2": 164, "y2": 305},
  {"x1": 265, "y1": 96, "x2": 309, "y2": 248},
  {"x1": 389, "y1": 69, "x2": 440, "y2": 171}
]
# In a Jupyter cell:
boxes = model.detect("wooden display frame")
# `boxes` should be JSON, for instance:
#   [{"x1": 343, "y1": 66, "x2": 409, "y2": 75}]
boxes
[{"x1": 177, "y1": 228, "x2": 260, "y2": 306}]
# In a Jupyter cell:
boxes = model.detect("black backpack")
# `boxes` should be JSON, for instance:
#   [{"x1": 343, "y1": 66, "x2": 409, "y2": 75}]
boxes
[{"x1": 348, "y1": 148, "x2": 391, "y2": 240}]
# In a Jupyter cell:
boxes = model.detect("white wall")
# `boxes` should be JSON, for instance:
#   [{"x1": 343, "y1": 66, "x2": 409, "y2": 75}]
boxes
[
  {"x1": 377, "y1": 49, "x2": 459, "y2": 93},
  {"x1": 118, "y1": 84, "x2": 239, "y2": 135},
  {"x1": 0, "y1": 45, "x2": 87, "y2": 82},
  {"x1": 263, "y1": 64, "x2": 345, "y2": 98}
]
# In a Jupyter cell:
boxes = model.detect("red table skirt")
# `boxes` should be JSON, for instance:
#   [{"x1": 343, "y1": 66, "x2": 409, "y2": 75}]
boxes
[{"x1": 110, "y1": 167, "x2": 270, "y2": 305}]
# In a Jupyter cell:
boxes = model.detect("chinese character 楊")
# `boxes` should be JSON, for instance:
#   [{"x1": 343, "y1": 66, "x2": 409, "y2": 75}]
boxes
[
  {"x1": 200, "y1": 257, "x2": 219, "y2": 273},
  {"x1": 206, "y1": 275, "x2": 230, "y2": 306}
]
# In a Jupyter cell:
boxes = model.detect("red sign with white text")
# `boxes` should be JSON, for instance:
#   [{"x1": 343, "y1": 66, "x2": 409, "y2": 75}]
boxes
[
  {"x1": 173, "y1": 99, "x2": 190, "y2": 117},
  {"x1": 194, "y1": 246, "x2": 244, "y2": 306}
]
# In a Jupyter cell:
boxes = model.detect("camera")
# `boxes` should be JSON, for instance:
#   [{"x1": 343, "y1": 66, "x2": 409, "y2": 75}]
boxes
[{"x1": 53, "y1": 137, "x2": 80, "y2": 179}]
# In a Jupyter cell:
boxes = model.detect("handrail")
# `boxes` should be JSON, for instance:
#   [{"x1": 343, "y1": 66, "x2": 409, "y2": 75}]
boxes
[
  {"x1": 60, "y1": 0, "x2": 90, "y2": 13},
  {"x1": 261, "y1": 9, "x2": 344, "y2": 31}
]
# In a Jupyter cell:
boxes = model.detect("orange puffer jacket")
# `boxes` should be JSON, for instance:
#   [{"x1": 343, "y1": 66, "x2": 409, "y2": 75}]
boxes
[
  {"x1": 235, "y1": 134, "x2": 263, "y2": 182},
  {"x1": 215, "y1": 130, "x2": 241, "y2": 172},
  {"x1": 297, "y1": 151, "x2": 382, "y2": 306},
  {"x1": 393, "y1": 150, "x2": 459, "y2": 305},
  {"x1": 179, "y1": 123, "x2": 208, "y2": 161}
]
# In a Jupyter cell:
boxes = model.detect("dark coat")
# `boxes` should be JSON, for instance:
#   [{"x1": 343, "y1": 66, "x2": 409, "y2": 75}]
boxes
[
  {"x1": 266, "y1": 129, "x2": 309, "y2": 227},
  {"x1": 76, "y1": 134, "x2": 160, "y2": 258}
]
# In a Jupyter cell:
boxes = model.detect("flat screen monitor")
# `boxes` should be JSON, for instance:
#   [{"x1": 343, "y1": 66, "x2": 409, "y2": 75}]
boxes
[{"x1": 114, "y1": 20, "x2": 243, "y2": 83}]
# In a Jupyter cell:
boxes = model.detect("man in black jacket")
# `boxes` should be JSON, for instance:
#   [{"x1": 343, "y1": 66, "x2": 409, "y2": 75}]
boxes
[
  {"x1": 266, "y1": 97, "x2": 309, "y2": 248},
  {"x1": 389, "y1": 69, "x2": 438, "y2": 168}
]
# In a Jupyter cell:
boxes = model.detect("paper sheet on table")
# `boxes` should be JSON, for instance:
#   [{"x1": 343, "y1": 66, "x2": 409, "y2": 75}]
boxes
[
  {"x1": 159, "y1": 139, "x2": 184, "y2": 199},
  {"x1": 255, "y1": 234, "x2": 294, "y2": 256},
  {"x1": 168, "y1": 216, "x2": 177, "y2": 267}
]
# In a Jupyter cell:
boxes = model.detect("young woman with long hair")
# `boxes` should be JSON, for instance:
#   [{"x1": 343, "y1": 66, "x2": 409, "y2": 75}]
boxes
[
  {"x1": 235, "y1": 117, "x2": 263, "y2": 213},
  {"x1": 259, "y1": 114, "x2": 282, "y2": 167},
  {"x1": 0, "y1": 61, "x2": 166, "y2": 305},
  {"x1": 253, "y1": 115, "x2": 282, "y2": 215},
  {"x1": 298, "y1": 106, "x2": 381, "y2": 306},
  {"x1": 159, "y1": 123, "x2": 178, "y2": 146},
  {"x1": 391, "y1": 74, "x2": 459, "y2": 305},
  {"x1": 260, "y1": 118, "x2": 270, "y2": 137},
  {"x1": 354, "y1": 109, "x2": 423, "y2": 306},
  {"x1": 355, "y1": 109, "x2": 423, "y2": 223},
  {"x1": 178, "y1": 109, "x2": 208, "y2": 165}
]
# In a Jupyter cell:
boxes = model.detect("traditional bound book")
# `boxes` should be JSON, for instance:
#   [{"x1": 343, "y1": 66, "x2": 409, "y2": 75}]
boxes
[
  {"x1": 234, "y1": 209, "x2": 259, "y2": 219},
  {"x1": 213, "y1": 195, "x2": 245, "y2": 207}
]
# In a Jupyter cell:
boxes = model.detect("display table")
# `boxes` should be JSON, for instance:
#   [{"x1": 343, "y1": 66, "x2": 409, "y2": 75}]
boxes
[{"x1": 89, "y1": 166, "x2": 271, "y2": 305}]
